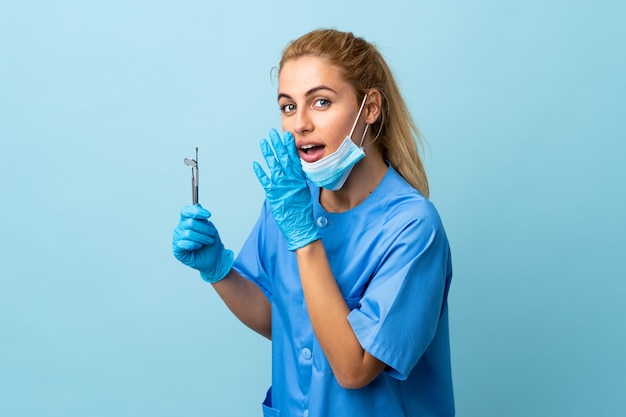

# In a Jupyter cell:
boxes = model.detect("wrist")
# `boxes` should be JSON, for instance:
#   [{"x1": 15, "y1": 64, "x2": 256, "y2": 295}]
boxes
[
  {"x1": 287, "y1": 227, "x2": 321, "y2": 251},
  {"x1": 290, "y1": 234, "x2": 322, "y2": 252},
  {"x1": 200, "y1": 249, "x2": 235, "y2": 283}
]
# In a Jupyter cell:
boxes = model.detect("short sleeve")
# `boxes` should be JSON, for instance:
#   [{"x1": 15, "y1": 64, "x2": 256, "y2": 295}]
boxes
[
  {"x1": 232, "y1": 200, "x2": 274, "y2": 301},
  {"x1": 347, "y1": 213, "x2": 452, "y2": 380}
]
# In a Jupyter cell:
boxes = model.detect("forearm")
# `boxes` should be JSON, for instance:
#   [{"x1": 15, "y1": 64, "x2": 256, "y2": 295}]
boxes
[
  {"x1": 296, "y1": 240, "x2": 385, "y2": 389},
  {"x1": 212, "y1": 269, "x2": 272, "y2": 340}
]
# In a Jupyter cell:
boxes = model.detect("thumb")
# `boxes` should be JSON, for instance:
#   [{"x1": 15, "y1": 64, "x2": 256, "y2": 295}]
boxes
[{"x1": 180, "y1": 204, "x2": 211, "y2": 219}]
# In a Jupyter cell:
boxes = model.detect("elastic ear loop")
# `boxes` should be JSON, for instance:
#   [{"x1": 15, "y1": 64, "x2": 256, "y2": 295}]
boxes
[
  {"x1": 348, "y1": 94, "x2": 370, "y2": 148},
  {"x1": 358, "y1": 124, "x2": 370, "y2": 148},
  {"x1": 370, "y1": 89, "x2": 386, "y2": 144}
]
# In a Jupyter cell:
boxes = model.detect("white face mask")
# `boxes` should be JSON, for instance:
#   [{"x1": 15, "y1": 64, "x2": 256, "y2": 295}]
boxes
[{"x1": 300, "y1": 95, "x2": 369, "y2": 191}]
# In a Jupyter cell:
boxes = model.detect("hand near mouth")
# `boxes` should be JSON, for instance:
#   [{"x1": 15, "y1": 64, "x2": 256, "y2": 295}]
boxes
[{"x1": 253, "y1": 129, "x2": 321, "y2": 251}]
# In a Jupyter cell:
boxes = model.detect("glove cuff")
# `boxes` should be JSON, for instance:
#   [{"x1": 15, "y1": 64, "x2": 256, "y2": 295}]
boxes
[
  {"x1": 200, "y1": 249, "x2": 235, "y2": 284},
  {"x1": 287, "y1": 226, "x2": 321, "y2": 252}
]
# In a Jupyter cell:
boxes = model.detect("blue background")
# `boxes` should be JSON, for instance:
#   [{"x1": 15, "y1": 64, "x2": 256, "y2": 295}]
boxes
[{"x1": 1, "y1": 1, "x2": 624, "y2": 416}]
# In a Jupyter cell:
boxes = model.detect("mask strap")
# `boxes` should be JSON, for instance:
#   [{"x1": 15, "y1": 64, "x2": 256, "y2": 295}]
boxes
[
  {"x1": 358, "y1": 124, "x2": 370, "y2": 148},
  {"x1": 348, "y1": 94, "x2": 369, "y2": 140}
]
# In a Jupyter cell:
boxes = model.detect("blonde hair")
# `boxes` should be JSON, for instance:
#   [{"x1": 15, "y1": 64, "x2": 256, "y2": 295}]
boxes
[{"x1": 279, "y1": 29, "x2": 429, "y2": 198}]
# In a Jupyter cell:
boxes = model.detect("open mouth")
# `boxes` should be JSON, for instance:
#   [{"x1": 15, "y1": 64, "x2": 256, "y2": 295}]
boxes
[
  {"x1": 299, "y1": 143, "x2": 326, "y2": 163},
  {"x1": 300, "y1": 144, "x2": 324, "y2": 154}
]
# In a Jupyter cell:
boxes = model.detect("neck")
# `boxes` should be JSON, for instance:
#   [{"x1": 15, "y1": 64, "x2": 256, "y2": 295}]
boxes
[{"x1": 319, "y1": 146, "x2": 387, "y2": 213}]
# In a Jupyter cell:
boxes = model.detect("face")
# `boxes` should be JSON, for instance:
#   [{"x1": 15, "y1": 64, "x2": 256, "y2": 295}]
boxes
[{"x1": 277, "y1": 56, "x2": 365, "y2": 163}]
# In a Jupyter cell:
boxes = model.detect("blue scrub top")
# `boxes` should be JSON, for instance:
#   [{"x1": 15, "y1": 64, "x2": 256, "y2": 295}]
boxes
[{"x1": 234, "y1": 166, "x2": 454, "y2": 417}]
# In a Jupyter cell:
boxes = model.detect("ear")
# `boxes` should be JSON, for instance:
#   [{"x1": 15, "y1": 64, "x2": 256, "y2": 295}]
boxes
[{"x1": 364, "y1": 89, "x2": 382, "y2": 124}]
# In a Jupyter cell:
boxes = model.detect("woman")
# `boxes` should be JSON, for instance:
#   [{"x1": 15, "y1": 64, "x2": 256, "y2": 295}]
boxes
[{"x1": 173, "y1": 29, "x2": 454, "y2": 417}]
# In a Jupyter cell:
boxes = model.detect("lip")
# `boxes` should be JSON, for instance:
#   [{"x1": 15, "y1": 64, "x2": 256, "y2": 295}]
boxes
[{"x1": 297, "y1": 141, "x2": 326, "y2": 163}]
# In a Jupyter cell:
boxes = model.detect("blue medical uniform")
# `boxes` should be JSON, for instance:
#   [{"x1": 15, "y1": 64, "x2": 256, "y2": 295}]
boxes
[{"x1": 234, "y1": 166, "x2": 454, "y2": 417}]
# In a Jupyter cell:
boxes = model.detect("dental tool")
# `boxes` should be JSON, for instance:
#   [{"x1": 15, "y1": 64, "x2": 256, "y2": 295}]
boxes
[{"x1": 184, "y1": 147, "x2": 199, "y2": 205}]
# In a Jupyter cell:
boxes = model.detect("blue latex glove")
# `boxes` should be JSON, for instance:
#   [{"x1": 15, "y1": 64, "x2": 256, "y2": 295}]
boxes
[
  {"x1": 253, "y1": 129, "x2": 320, "y2": 251},
  {"x1": 172, "y1": 204, "x2": 234, "y2": 283}
]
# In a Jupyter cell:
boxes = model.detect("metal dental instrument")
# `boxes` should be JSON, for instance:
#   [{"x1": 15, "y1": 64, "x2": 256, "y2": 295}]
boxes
[{"x1": 184, "y1": 147, "x2": 199, "y2": 205}]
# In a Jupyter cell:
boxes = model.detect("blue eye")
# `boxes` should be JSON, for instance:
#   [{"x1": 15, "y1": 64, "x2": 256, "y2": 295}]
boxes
[
  {"x1": 315, "y1": 98, "x2": 330, "y2": 108},
  {"x1": 280, "y1": 103, "x2": 296, "y2": 114}
]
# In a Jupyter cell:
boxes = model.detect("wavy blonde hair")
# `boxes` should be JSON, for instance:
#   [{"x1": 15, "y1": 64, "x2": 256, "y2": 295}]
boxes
[{"x1": 278, "y1": 29, "x2": 429, "y2": 198}]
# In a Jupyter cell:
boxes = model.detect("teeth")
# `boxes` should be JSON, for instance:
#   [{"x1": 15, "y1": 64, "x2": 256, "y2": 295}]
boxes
[{"x1": 301, "y1": 144, "x2": 315, "y2": 150}]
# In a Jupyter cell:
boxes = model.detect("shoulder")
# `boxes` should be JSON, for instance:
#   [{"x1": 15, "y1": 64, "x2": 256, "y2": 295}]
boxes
[{"x1": 374, "y1": 167, "x2": 444, "y2": 231}]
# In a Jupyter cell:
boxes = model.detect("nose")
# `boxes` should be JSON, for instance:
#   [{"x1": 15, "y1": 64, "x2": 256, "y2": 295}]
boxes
[{"x1": 292, "y1": 108, "x2": 313, "y2": 136}]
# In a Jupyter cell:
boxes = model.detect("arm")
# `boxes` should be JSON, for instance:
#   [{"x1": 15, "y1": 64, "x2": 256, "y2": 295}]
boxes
[
  {"x1": 253, "y1": 130, "x2": 385, "y2": 388},
  {"x1": 296, "y1": 240, "x2": 386, "y2": 389},
  {"x1": 212, "y1": 269, "x2": 272, "y2": 340},
  {"x1": 172, "y1": 204, "x2": 271, "y2": 339}
]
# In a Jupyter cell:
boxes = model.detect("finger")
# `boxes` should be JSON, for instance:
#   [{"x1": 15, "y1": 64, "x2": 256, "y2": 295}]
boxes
[
  {"x1": 259, "y1": 138, "x2": 280, "y2": 174},
  {"x1": 175, "y1": 226, "x2": 216, "y2": 246},
  {"x1": 174, "y1": 239, "x2": 203, "y2": 251},
  {"x1": 253, "y1": 161, "x2": 271, "y2": 191},
  {"x1": 176, "y1": 229, "x2": 216, "y2": 246},
  {"x1": 180, "y1": 204, "x2": 211, "y2": 219},
  {"x1": 260, "y1": 139, "x2": 286, "y2": 184},
  {"x1": 175, "y1": 221, "x2": 217, "y2": 245},
  {"x1": 182, "y1": 218, "x2": 218, "y2": 236},
  {"x1": 269, "y1": 128, "x2": 290, "y2": 171},
  {"x1": 283, "y1": 131, "x2": 302, "y2": 171}
]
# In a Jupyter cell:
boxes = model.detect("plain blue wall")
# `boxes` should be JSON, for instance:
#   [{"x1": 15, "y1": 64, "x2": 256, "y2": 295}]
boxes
[{"x1": 1, "y1": 1, "x2": 624, "y2": 416}]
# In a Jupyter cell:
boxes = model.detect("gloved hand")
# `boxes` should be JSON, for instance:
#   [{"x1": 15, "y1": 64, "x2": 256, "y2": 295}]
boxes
[
  {"x1": 172, "y1": 204, "x2": 234, "y2": 283},
  {"x1": 253, "y1": 129, "x2": 320, "y2": 251}
]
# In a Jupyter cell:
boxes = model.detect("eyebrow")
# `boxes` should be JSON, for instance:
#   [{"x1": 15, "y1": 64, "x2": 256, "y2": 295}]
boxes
[{"x1": 277, "y1": 85, "x2": 338, "y2": 102}]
